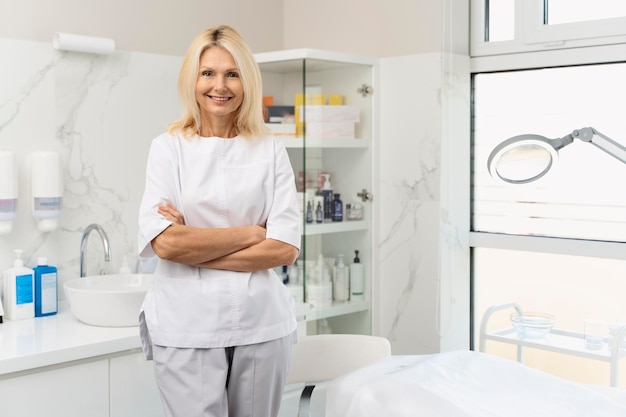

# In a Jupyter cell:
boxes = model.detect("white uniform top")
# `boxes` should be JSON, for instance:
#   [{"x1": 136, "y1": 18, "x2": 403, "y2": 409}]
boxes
[{"x1": 137, "y1": 132, "x2": 301, "y2": 353}]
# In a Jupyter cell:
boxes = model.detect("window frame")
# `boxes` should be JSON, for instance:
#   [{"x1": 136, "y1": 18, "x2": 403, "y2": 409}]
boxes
[{"x1": 471, "y1": 0, "x2": 626, "y2": 57}]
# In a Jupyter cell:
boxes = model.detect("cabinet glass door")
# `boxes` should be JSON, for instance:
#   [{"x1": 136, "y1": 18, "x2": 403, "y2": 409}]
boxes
[{"x1": 256, "y1": 50, "x2": 376, "y2": 335}]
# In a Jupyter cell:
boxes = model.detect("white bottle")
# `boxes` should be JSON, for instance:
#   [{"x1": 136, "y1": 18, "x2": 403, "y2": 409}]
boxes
[
  {"x1": 350, "y1": 250, "x2": 365, "y2": 301},
  {"x1": 317, "y1": 318, "x2": 333, "y2": 334},
  {"x1": 333, "y1": 254, "x2": 350, "y2": 302},
  {"x1": 3, "y1": 249, "x2": 35, "y2": 320},
  {"x1": 118, "y1": 255, "x2": 132, "y2": 274}
]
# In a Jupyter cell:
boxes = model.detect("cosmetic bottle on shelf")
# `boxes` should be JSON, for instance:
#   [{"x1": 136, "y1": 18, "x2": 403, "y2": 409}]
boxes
[{"x1": 350, "y1": 250, "x2": 365, "y2": 301}]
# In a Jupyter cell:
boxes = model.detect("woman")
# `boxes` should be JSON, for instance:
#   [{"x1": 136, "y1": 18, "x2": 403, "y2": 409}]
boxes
[{"x1": 137, "y1": 25, "x2": 301, "y2": 417}]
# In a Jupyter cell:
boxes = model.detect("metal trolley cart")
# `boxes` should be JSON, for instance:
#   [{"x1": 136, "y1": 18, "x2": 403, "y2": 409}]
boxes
[{"x1": 479, "y1": 302, "x2": 626, "y2": 387}]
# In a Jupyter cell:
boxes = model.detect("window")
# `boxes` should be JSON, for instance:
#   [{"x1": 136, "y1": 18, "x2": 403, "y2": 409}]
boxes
[
  {"x1": 547, "y1": 0, "x2": 626, "y2": 25},
  {"x1": 472, "y1": 0, "x2": 626, "y2": 56},
  {"x1": 474, "y1": 248, "x2": 626, "y2": 387},
  {"x1": 473, "y1": 64, "x2": 626, "y2": 243},
  {"x1": 472, "y1": 63, "x2": 626, "y2": 388},
  {"x1": 470, "y1": 1, "x2": 626, "y2": 388}
]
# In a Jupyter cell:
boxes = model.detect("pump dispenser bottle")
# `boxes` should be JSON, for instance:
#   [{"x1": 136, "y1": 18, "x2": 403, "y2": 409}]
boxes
[
  {"x1": 333, "y1": 254, "x2": 350, "y2": 302},
  {"x1": 3, "y1": 249, "x2": 35, "y2": 320},
  {"x1": 350, "y1": 250, "x2": 365, "y2": 301}
]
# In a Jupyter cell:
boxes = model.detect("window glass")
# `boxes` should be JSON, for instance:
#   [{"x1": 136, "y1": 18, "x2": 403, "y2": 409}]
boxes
[
  {"x1": 547, "y1": 0, "x2": 626, "y2": 25},
  {"x1": 471, "y1": 0, "x2": 626, "y2": 57},
  {"x1": 474, "y1": 247, "x2": 626, "y2": 387},
  {"x1": 472, "y1": 63, "x2": 626, "y2": 241},
  {"x1": 487, "y1": 0, "x2": 515, "y2": 41}
]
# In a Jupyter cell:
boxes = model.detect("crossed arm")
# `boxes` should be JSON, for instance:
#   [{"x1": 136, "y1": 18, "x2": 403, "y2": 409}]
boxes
[{"x1": 150, "y1": 202, "x2": 299, "y2": 272}]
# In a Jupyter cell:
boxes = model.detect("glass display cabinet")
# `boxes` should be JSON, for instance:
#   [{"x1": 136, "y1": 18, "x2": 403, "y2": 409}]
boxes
[{"x1": 255, "y1": 49, "x2": 377, "y2": 335}]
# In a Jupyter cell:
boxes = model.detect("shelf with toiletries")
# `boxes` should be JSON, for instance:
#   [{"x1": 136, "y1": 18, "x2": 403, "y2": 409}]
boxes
[
  {"x1": 302, "y1": 219, "x2": 368, "y2": 235},
  {"x1": 256, "y1": 49, "x2": 376, "y2": 336},
  {"x1": 278, "y1": 137, "x2": 369, "y2": 149}
]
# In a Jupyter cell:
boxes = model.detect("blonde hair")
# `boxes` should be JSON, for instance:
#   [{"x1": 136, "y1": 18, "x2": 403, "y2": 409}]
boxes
[{"x1": 168, "y1": 25, "x2": 269, "y2": 138}]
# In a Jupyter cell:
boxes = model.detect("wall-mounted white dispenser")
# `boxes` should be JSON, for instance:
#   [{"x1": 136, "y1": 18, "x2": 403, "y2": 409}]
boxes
[
  {"x1": 31, "y1": 151, "x2": 63, "y2": 232},
  {"x1": 0, "y1": 151, "x2": 18, "y2": 234},
  {"x1": 52, "y1": 33, "x2": 116, "y2": 55}
]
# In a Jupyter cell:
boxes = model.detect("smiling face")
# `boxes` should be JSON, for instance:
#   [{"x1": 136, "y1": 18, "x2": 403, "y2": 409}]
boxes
[{"x1": 195, "y1": 46, "x2": 244, "y2": 134}]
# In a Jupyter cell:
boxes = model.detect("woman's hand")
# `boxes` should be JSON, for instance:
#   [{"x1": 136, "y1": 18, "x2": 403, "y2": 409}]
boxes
[{"x1": 158, "y1": 201, "x2": 185, "y2": 225}]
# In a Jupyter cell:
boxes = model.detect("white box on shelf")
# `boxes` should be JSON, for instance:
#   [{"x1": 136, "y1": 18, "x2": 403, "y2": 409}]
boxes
[
  {"x1": 299, "y1": 105, "x2": 360, "y2": 123},
  {"x1": 306, "y1": 122, "x2": 355, "y2": 139},
  {"x1": 267, "y1": 123, "x2": 297, "y2": 137}
]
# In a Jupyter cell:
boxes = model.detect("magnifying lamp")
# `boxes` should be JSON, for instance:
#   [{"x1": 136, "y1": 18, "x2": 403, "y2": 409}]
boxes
[{"x1": 487, "y1": 127, "x2": 626, "y2": 184}]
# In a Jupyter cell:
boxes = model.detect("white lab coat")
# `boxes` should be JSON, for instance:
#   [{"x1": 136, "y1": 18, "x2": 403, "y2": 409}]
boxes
[{"x1": 137, "y1": 132, "x2": 301, "y2": 359}]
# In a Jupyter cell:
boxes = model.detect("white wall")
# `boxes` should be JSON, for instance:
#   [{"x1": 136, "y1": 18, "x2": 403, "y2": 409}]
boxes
[
  {"x1": 0, "y1": 0, "x2": 284, "y2": 55},
  {"x1": 282, "y1": 0, "x2": 442, "y2": 57},
  {"x1": 0, "y1": 38, "x2": 182, "y2": 288},
  {"x1": 0, "y1": 0, "x2": 441, "y2": 57}
]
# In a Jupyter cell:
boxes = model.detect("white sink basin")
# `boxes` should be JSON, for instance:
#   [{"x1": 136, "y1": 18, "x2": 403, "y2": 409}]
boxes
[{"x1": 64, "y1": 274, "x2": 154, "y2": 327}]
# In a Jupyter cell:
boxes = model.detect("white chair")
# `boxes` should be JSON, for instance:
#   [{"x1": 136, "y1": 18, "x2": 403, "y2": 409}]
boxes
[{"x1": 286, "y1": 334, "x2": 392, "y2": 417}]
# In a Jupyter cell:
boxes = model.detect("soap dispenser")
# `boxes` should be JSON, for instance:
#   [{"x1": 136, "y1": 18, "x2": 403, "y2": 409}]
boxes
[
  {"x1": 3, "y1": 249, "x2": 35, "y2": 320},
  {"x1": 31, "y1": 151, "x2": 63, "y2": 232},
  {"x1": 0, "y1": 150, "x2": 18, "y2": 234}
]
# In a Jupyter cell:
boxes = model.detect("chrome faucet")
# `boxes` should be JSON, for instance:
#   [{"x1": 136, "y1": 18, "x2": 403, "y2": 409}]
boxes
[{"x1": 80, "y1": 223, "x2": 112, "y2": 277}]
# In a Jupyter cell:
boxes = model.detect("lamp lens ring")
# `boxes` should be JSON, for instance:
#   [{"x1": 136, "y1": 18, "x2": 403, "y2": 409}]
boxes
[{"x1": 488, "y1": 137, "x2": 559, "y2": 184}]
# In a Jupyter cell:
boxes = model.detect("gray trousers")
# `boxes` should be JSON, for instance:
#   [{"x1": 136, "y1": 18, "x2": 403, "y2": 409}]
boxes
[{"x1": 152, "y1": 334, "x2": 294, "y2": 417}]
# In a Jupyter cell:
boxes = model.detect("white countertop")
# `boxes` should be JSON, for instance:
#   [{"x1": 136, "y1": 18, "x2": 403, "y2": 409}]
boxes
[
  {"x1": 0, "y1": 302, "x2": 314, "y2": 376},
  {"x1": 0, "y1": 303, "x2": 142, "y2": 376}
]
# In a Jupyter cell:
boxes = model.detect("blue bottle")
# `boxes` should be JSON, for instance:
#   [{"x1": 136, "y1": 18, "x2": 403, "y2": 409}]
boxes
[
  {"x1": 33, "y1": 257, "x2": 58, "y2": 317},
  {"x1": 332, "y1": 193, "x2": 343, "y2": 222},
  {"x1": 322, "y1": 174, "x2": 333, "y2": 220}
]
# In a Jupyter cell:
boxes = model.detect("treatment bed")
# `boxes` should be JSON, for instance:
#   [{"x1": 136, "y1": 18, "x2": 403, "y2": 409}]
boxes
[{"x1": 323, "y1": 350, "x2": 626, "y2": 416}]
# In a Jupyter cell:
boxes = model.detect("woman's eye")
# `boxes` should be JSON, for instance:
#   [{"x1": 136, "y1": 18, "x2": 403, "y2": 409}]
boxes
[
  {"x1": 202, "y1": 70, "x2": 212, "y2": 77},
  {"x1": 227, "y1": 72, "x2": 239, "y2": 78}
]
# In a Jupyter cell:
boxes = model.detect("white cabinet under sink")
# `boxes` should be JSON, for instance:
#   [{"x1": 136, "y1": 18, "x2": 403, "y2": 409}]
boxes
[
  {"x1": 110, "y1": 352, "x2": 164, "y2": 417},
  {"x1": 0, "y1": 360, "x2": 109, "y2": 417},
  {"x1": 0, "y1": 351, "x2": 163, "y2": 417}
]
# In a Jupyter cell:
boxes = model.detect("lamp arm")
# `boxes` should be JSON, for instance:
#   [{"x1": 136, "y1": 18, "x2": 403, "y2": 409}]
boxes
[{"x1": 572, "y1": 127, "x2": 626, "y2": 164}]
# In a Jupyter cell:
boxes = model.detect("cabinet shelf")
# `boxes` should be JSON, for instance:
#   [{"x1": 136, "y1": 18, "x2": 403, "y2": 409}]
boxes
[
  {"x1": 305, "y1": 300, "x2": 370, "y2": 321},
  {"x1": 279, "y1": 137, "x2": 369, "y2": 149},
  {"x1": 303, "y1": 220, "x2": 367, "y2": 235}
]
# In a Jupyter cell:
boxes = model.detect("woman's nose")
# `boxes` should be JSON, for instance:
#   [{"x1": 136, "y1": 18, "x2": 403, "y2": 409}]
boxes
[{"x1": 214, "y1": 76, "x2": 227, "y2": 91}]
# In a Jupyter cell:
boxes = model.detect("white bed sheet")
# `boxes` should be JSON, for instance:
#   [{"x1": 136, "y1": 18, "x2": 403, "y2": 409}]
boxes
[{"x1": 325, "y1": 350, "x2": 626, "y2": 417}]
